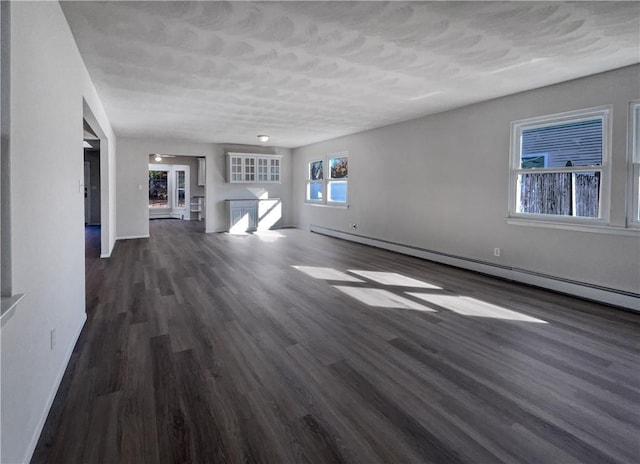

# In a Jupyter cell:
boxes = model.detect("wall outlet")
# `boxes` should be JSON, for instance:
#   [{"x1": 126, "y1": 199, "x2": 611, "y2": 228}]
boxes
[
  {"x1": 493, "y1": 248, "x2": 501, "y2": 257},
  {"x1": 50, "y1": 329, "x2": 56, "y2": 350}
]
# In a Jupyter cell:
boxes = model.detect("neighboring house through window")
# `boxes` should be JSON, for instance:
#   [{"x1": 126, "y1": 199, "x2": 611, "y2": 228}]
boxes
[{"x1": 509, "y1": 106, "x2": 610, "y2": 222}]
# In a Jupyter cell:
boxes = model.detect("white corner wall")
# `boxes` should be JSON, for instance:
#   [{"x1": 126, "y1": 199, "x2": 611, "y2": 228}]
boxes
[
  {"x1": 116, "y1": 137, "x2": 216, "y2": 238},
  {"x1": 207, "y1": 144, "x2": 293, "y2": 233},
  {"x1": 116, "y1": 138, "x2": 292, "y2": 237},
  {"x1": 1, "y1": 2, "x2": 116, "y2": 463},
  {"x1": 293, "y1": 65, "x2": 640, "y2": 299}
]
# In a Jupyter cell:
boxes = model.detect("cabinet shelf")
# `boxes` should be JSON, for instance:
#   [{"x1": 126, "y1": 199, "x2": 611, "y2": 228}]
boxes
[{"x1": 190, "y1": 196, "x2": 204, "y2": 221}]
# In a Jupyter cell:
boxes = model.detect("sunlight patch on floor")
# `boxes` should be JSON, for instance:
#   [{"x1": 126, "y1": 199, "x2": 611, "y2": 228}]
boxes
[
  {"x1": 406, "y1": 293, "x2": 547, "y2": 323},
  {"x1": 256, "y1": 230, "x2": 285, "y2": 242},
  {"x1": 229, "y1": 213, "x2": 250, "y2": 235},
  {"x1": 335, "y1": 286, "x2": 437, "y2": 311},
  {"x1": 349, "y1": 270, "x2": 441, "y2": 289},
  {"x1": 293, "y1": 266, "x2": 364, "y2": 282}
]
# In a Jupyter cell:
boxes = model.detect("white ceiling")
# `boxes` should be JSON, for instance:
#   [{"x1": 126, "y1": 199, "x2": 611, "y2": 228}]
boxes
[{"x1": 61, "y1": 1, "x2": 640, "y2": 148}]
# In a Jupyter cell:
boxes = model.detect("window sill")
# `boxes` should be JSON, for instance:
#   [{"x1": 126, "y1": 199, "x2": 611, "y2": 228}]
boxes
[
  {"x1": 1, "y1": 293, "x2": 25, "y2": 327},
  {"x1": 305, "y1": 202, "x2": 349, "y2": 209},
  {"x1": 506, "y1": 218, "x2": 640, "y2": 236}
]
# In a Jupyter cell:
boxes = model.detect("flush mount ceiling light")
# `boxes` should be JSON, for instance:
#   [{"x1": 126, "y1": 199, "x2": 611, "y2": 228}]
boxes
[
  {"x1": 257, "y1": 134, "x2": 270, "y2": 143},
  {"x1": 153, "y1": 154, "x2": 176, "y2": 162}
]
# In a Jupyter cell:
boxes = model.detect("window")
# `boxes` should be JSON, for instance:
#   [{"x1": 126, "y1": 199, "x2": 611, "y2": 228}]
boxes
[
  {"x1": 630, "y1": 100, "x2": 640, "y2": 226},
  {"x1": 328, "y1": 155, "x2": 348, "y2": 203},
  {"x1": 306, "y1": 159, "x2": 324, "y2": 202},
  {"x1": 306, "y1": 152, "x2": 348, "y2": 205},
  {"x1": 510, "y1": 107, "x2": 610, "y2": 222}
]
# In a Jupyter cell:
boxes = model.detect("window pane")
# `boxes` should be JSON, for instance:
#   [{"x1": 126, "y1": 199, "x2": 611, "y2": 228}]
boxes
[
  {"x1": 517, "y1": 171, "x2": 600, "y2": 217},
  {"x1": 307, "y1": 182, "x2": 323, "y2": 201},
  {"x1": 330, "y1": 156, "x2": 348, "y2": 179},
  {"x1": 328, "y1": 181, "x2": 347, "y2": 203},
  {"x1": 637, "y1": 172, "x2": 640, "y2": 221},
  {"x1": 309, "y1": 160, "x2": 323, "y2": 180},
  {"x1": 521, "y1": 119, "x2": 602, "y2": 168},
  {"x1": 574, "y1": 172, "x2": 600, "y2": 217},
  {"x1": 177, "y1": 189, "x2": 185, "y2": 207},
  {"x1": 149, "y1": 171, "x2": 168, "y2": 208}
]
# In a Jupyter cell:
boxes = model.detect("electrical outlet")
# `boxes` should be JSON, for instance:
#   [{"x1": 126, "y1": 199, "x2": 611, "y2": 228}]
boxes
[
  {"x1": 493, "y1": 248, "x2": 501, "y2": 257},
  {"x1": 50, "y1": 329, "x2": 56, "y2": 350}
]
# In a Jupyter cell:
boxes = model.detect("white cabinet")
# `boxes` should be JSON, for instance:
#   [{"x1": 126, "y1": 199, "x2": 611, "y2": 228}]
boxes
[
  {"x1": 226, "y1": 199, "x2": 258, "y2": 232},
  {"x1": 227, "y1": 153, "x2": 282, "y2": 183},
  {"x1": 226, "y1": 198, "x2": 282, "y2": 233}
]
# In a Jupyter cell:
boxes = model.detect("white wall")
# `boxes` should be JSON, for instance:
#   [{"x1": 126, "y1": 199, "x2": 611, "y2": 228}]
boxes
[
  {"x1": 116, "y1": 137, "x2": 215, "y2": 238},
  {"x1": 0, "y1": 2, "x2": 116, "y2": 463},
  {"x1": 208, "y1": 144, "x2": 293, "y2": 233},
  {"x1": 148, "y1": 154, "x2": 205, "y2": 221},
  {"x1": 117, "y1": 139, "x2": 292, "y2": 236},
  {"x1": 293, "y1": 65, "x2": 640, "y2": 296}
]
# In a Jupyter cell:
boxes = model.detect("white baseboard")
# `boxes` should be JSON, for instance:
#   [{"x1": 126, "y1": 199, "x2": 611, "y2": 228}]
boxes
[
  {"x1": 23, "y1": 312, "x2": 87, "y2": 464},
  {"x1": 310, "y1": 225, "x2": 640, "y2": 312},
  {"x1": 116, "y1": 234, "x2": 150, "y2": 240}
]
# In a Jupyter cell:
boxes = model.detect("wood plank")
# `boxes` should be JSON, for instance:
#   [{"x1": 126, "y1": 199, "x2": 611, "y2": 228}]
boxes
[{"x1": 32, "y1": 220, "x2": 640, "y2": 464}]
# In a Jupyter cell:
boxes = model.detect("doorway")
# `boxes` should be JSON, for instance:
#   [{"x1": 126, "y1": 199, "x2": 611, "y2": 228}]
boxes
[
  {"x1": 83, "y1": 124, "x2": 101, "y2": 263},
  {"x1": 149, "y1": 164, "x2": 190, "y2": 220}
]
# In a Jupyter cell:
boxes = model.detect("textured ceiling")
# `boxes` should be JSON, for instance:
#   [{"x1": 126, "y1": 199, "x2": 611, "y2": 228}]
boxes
[{"x1": 61, "y1": 1, "x2": 640, "y2": 148}]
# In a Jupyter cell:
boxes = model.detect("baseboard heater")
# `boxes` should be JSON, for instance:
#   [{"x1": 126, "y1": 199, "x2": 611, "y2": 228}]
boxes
[{"x1": 310, "y1": 225, "x2": 639, "y2": 312}]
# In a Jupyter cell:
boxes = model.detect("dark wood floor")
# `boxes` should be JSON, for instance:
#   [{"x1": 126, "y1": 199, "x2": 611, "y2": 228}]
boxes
[{"x1": 33, "y1": 220, "x2": 639, "y2": 463}]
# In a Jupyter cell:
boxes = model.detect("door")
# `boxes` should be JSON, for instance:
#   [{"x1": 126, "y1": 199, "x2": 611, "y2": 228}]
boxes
[{"x1": 149, "y1": 164, "x2": 190, "y2": 219}]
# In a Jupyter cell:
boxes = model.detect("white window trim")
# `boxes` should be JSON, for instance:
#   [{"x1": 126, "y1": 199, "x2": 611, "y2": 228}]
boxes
[
  {"x1": 305, "y1": 152, "x2": 349, "y2": 206},
  {"x1": 628, "y1": 100, "x2": 640, "y2": 228},
  {"x1": 508, "y1": 105, "x2": 612, "y2": 226}
]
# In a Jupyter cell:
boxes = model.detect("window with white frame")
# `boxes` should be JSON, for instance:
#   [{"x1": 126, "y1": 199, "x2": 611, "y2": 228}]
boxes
[
  {"x1": 328, "y1": 155, "x2": 348, "y2": 203},
  {"x1": 306, "y1": 153, "x2": 348, "y2": 204},
  {"x1": 306, "y1": 159, "x2": 324, "y2": 202},
  {"x1": 630, "y1": 101, "x2": 640, "y2": 225},
  {"x1": 510, "y1": 106, "x2": 610, "y2": 222}
]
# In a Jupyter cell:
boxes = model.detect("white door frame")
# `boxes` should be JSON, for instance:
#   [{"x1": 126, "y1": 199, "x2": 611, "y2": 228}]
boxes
[
  {"x1": 148, "y1": 164, "x2": 190, "y2": 220},
  {"x1": 84, "y1": 161, "x2": 91, "y2": 224}
]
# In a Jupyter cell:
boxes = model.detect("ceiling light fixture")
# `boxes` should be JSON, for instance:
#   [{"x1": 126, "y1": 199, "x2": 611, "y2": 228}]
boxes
[
  {"x1": 257, "y1": 134, "x2": 270, "y2": 143},
  {"x1": 154, "y1": 154, "x2": 162, "y2": 162}
]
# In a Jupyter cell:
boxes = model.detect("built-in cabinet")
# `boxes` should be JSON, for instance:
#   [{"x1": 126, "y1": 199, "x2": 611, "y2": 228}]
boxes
[
  {"x1": 227, "y1": 153, "x2": 282, "y2": 183},
  {"x1": 226, "y1": 199, "x2": 259, "y2": 232},
  {"x1": 226, "y1": 198, "x2": 282, "y2": 233}
]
